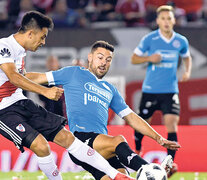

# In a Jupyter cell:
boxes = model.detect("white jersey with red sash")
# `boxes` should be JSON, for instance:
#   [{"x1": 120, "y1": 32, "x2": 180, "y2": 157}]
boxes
[{"x1": 0, "y1": 35, "x2": 27, "y2": 110}]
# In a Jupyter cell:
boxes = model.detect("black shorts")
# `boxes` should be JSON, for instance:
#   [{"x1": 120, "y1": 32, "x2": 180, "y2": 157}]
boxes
[
  {"x1": 69, "y1": 131, "x2": 125, "y2": 180},
  {"x1": 0, "y1": 99, "x2": 67, "y2": 152},
  {"x1": 138, "y1": 93, "x2": 180, "y2": 119}
]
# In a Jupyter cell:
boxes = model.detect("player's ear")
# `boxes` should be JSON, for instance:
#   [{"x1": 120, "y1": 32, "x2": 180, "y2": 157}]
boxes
[
  {"x1": 27, "y1": 30, "x2": 33, "y2": 39},
  {"x1": 173, "y1": 16, "x2": 176, "y2": 25},
  {"x1": 156, "y1": 17, "x2": 159, "y2": 26},
  {"x1": 88, "y1": 53, "x2": 92, "y2": 63}
]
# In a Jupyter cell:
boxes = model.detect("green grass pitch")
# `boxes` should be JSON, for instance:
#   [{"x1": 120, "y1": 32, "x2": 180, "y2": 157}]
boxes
[{"x1": 0, "y1": 171, "x2": 207, "y2": 180}]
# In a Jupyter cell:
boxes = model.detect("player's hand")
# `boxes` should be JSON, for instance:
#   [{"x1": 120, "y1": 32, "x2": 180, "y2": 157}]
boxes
[
  {"x1": 180, "y1": 72, "x2": 190, "y2": 82},
  {"x1": 157, "y1": 137, "x2": 181, "y2": 151},
  {"x1": 148, "y1": 54, "x2": 162, "y2": 63},
  {"x1": 44, "y1": 87, "x2": 64, "y2": 101}
]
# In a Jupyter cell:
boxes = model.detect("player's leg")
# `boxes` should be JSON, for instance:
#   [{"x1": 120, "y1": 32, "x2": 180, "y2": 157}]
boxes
[
  {"x1": 25, "y1": 100, "x2": 134, "y2": 180},
  {"x1": 69, "y1": 154, "x2": 125, "y2": 180},
  {"x1": 161, "y1": 93, "x2": 180, "y2": 177},
  {"x1": 0, "y1": 103, "x2": 62, "y2": 180},
  {"x1": 68, "y1": 132, "x2": 128, "y2": 180},
  {"x1": 163, "y1": 114, "x2": 179, "y2": 160},
  {"x1": 134, "y1": 117, "x2": 152, "y2": 156},
  {"x1": 93, "y1": 133, "x2": 148, "y2": 171},
  {"x1": 134, "y1": 93, "x2": 156, "y2": 155},
  {"x1": 30, "y1": 134, "x2": 62, "y2": 180},
  {"x1": 53, "y1": 128, "x2": 131, "y2": 180},
  {"x1": 163, "y1": 114, "x2": 179, "y2": 177},
  {"x1": 161, "y1": 93, "x2": 180, "y2": 161}
]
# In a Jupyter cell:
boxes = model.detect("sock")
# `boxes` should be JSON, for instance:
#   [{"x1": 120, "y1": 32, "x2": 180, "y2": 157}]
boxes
[
  {"x1": 67, "y1": 138, "x2": 118, "y2": 179},
  {"x1": 167, "y1": 132, "x2": 178, "y2": 160},
  {"x1": 37, "y1": 154, "x2": 62, "y2": 180},
  {"x1": 115, "y1": 142, "x2": 148, "y2": 171},
  {"x1": 134, "y1": 131, "x2": 144, "y2": 151}
]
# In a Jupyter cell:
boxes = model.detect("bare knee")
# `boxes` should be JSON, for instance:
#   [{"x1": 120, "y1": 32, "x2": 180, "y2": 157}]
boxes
[
  {"x1": 113, "y1": 135, "x2": 126, "y2": 147},
  {"x1": 164, "y1": 114, "x2": 179, "y2": 132},
  {"x1": 30, "y1": 134, "x2": 50, "y2": 157},
  {"x1": 53, "y1": 128, "x2": 75, "y2": 148}
]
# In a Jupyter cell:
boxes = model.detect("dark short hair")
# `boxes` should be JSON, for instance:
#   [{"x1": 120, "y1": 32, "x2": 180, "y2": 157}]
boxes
[
  {"x1": 18, "y1": 11, "x2": 54, "y2": 32},
  {"x1": 156, "y1": 5, "x2": 174, "y2": 16},
  {"x1": 91, "y1": 40, "x2": 114, "y2": 53}
]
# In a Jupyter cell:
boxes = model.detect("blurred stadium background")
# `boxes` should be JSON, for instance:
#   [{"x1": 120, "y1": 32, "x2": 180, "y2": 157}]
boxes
[{"x1": 0, "y1": 0, "x2": 207, "y2": 179}]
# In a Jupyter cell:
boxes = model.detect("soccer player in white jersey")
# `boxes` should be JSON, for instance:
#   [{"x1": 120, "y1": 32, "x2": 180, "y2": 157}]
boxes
[
  {"x1": 0, "y1": 11, "x2": 137, "y2": 180},
  {"x1": 131, "y1": 5, "x2": 192, "y2": 177},
  {"x1": 25, "y1": 40, "x2": 181, "y2": 179}
]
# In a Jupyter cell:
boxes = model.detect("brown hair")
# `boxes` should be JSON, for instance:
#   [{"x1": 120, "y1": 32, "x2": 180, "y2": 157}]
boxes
[{"x1": 91, "y1": 40, "x2": 114, "y2": 53}]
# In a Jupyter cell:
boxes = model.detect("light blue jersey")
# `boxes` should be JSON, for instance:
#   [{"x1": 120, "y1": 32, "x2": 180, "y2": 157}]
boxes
[
  {"x1": 134, "y1": 29, "x2": 190, "y2": 93},
  {"x1": 46, "y1": 66, "x2": 132, "y2": 134}
]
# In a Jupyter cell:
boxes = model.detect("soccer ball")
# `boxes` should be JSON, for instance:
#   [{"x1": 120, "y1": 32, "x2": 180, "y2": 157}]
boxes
[{"x1": 136, "y1": 163, "x2": 167, "y2": 180}]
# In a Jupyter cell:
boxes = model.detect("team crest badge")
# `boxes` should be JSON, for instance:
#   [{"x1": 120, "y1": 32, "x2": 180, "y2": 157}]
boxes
[
  {"x1": 172, "y1": 40, "x2": 180, "y2": 48},
  {"x1": 16, "y1": 124, "x2": 25, "y2": 132},
  {"x1": 87, "y1": 147, "x2": 95, "y2": 156},
  {"x1": 52, "y1": 168, "x2": 59, "y2": 176}
]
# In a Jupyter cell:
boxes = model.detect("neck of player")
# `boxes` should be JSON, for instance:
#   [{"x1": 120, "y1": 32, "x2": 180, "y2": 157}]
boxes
[{"x1": 160, "y1": 29, "x2": 173, "y2": 40}]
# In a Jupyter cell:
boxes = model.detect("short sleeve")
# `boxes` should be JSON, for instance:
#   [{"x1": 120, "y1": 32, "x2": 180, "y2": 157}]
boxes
[
  {"x1": 0, "y1": 45, "x2": 14, "y2": 65},
  {"x1": 109, "y1": 86, "x2": 132, "y2": 118},
  {"x1": 46, "y1": 66, "x2": 76, "y2": 86},
  {"x1": 180, "y1": 37, "x2": 190, "y2": 58},
  {"x1": 133, "y1": 35, "x2": 151, "y2": 56}
]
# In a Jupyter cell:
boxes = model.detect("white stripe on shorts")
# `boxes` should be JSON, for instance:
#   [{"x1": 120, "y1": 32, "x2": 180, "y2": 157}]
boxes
[{"x1": 0, "y1": 121, "x2": 22, "y2": 144}]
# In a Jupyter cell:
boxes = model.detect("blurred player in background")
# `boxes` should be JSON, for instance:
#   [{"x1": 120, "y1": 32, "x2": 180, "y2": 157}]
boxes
[
  {"x1": 26, "y1": 40, "x2": 180, "y2": 179},
  {"x1": 131, "y1": 5, "x2": 192, "y2": 177},
  {"x1": 0, "y1": 11, "x2": 136, "y2": 180},
  {"x1": 72, "y1": 58, "x2": 88, "y2": 68}
]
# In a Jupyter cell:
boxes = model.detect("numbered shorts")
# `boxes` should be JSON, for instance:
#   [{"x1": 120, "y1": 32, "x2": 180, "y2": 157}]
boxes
[
  {"x1": 69, "y1": 131, "x2": 126, "y2": 180},
  {"x1": 0, "y1": 99, "x2": 67, "y2": 152},
  {"x1": 138, "y1": 93, "x2": 180, "y2": 120}
]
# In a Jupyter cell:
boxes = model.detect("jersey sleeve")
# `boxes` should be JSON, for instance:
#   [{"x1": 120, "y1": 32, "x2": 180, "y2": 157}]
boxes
[
  {"x1": 133, "y1": 35, "x2": 150, "y2": 56},
  {"x1": 109, "y1": 86, "x2": 133, "y2": 118},
  {"x1": 46, "y1": 66, "x2": 76, "y2": 85},
  {"x1": 0, "y1": 44, "x2": 14, "y2": 65},
  {"x1": 180, "y1": 37, "x2": 190, "y2": 58}
]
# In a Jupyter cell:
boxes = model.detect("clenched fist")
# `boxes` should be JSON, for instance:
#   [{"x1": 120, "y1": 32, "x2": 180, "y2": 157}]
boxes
[
  {"x1": 148, "y1": 54, "x2": 162, "y2": 63},
  {"x1": 44, "y1": 86, "x2": 64, "y2": 101}
]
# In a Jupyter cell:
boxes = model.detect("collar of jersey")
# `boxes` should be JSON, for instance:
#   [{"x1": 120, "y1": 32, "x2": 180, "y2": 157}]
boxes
[
  {"x1": 10, "y1": 34, "x2": 26, "y2": 55},
  {"x1": 158, "y1": 29, "x2": 175, "y2": 44}
]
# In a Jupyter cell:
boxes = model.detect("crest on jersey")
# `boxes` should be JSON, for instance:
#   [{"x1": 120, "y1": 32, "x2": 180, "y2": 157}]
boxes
[
  {"x1": 172, "y1": 40, "x2": 180, "y2": 48},
  {"x1": 16, "y1": 124, "x2": 25, "y2": 132},
  {"x1": 0, "y1": 48, "x2": 11, "y2": 57}
]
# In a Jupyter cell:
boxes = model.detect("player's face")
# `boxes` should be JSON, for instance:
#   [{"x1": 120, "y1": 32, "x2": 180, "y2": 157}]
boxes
[
  {"x1": 27, "y1": 27, "x2": 48, "y2": 52},
  {"x1": 156, "y1": 11, "x2": 175, "y2": 33},
  {"x1": 88, "y1": 47, "x2": 113, "y2": 79}
]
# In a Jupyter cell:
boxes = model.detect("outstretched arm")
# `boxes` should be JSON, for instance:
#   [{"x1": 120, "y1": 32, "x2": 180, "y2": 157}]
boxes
[
  {"x1": 25, "y1": 72, "x2": 48, "y2": 84},
  {"x1": 123, "y1": 112, "x2": 181, "y2": 150}
]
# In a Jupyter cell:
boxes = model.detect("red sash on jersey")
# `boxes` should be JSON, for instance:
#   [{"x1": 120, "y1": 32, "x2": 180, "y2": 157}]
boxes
[{"x1": 0, "y1": 81, "x2": 18, "y2": 102}]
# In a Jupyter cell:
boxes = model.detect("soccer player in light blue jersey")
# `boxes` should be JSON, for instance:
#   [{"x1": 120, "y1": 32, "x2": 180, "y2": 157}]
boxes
[
  {"x1": 131, "y1": 5, "x2": 192, "y2": 177},
  {"x1": 26, "y1": 40, "x2": 180, "y2": 179}
]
